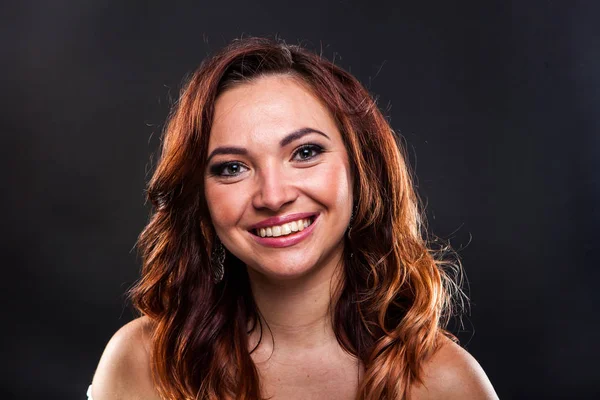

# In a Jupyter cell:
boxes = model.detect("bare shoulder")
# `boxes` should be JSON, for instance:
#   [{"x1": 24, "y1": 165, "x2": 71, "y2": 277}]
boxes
[
  {"x1": 408, "y1": 335, "x2": 499, "y2": 400},
  {"x1": 91, "y1": 316, "x2": 161, "y2": 400}
]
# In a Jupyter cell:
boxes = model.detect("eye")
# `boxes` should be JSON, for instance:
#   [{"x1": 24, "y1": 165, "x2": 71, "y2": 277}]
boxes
[
  {"x1": 210, "y1": 162, "x2": 248, "y2": 178},
  {"x1": 292, "y1": 144, "x2": 324, "y2": 162}
]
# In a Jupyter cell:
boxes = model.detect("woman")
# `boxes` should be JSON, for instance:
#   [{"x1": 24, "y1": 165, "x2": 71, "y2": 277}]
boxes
[{"x1": 90, "y1": 37, "x2": 498, "y2": 399}]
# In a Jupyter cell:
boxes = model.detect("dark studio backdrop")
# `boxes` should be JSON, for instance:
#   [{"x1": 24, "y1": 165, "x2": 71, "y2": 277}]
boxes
[{"x1": 2, "y1": 1, "x2": 598, "y2": 399}]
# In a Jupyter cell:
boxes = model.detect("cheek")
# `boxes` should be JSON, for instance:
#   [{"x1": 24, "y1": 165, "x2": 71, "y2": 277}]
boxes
[
  {"x1": 204, "y1": 183, "x2": 243, "y2": 230},
  {"x1": 305, "y1": 158, "x2": 353, "y2": 209}
]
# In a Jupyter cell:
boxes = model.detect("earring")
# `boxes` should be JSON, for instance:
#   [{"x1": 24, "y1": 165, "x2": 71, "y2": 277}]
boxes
[
  {"x1": 347, "y1": 205, "x2": 358, "y2": 258},
  {"x1": 347, "y1": 205, "x2": 358, "y2": 240},
  {"x1": 211, "y1": 238, "x2": 226, "y2": 283}
]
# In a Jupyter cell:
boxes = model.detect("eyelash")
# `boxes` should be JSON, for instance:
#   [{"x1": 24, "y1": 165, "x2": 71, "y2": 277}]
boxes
[
  {"x1": 210, "y1": 143, "x2": 325, "y2": 178},
  {"x1": 292, "y1": 143, "x2": 324, "y2": 162}
]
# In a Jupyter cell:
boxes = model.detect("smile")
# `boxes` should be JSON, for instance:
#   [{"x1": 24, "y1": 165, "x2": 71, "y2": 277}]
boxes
[
  {"x1": 254, "y1": 217, "x2": 315, "y2": 238},
  {"x1": 248, "y1": 214, "x2": 319, "y2": 248}
]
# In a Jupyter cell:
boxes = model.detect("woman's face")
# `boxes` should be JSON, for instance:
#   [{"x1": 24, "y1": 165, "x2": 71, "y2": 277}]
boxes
[{"x1": 204, "y1": 74, "x2": 353, "y2": 281}]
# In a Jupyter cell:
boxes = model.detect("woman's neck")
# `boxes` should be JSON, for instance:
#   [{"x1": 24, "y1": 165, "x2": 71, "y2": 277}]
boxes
[{"x1": 246, "y1": 251, "x2": 345, "y2": 355}]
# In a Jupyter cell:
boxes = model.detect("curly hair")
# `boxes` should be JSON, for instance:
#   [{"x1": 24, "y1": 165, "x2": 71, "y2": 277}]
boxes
[{"x1": 129, "y1": 36, "x2": 467, "y2": 400}]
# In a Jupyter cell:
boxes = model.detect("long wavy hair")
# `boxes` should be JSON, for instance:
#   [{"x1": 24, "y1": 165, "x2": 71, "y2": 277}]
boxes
[{"x1": 129, "y1": 36, "x2": 466, "y2": 400}]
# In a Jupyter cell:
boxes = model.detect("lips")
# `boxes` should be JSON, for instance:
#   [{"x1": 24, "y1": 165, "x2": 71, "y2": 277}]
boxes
[
  {"x1": 248, "y1": 213, "x2": 320, "y2": 248},
  {"x1": 251, "y1": 216, "x2": 315, "y2": 237},
  {"x1": 247, "y1": 212, "x2": 320, "y2": 231}
]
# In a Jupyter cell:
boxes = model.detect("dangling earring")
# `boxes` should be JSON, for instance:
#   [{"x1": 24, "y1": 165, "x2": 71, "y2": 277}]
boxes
[
  {"x1": 347, "y1": 205, "x2": 358, "y2": 239},
  {"x1": 211, "y1": 238, "x2": 226, "y2": 283},
  {"x1": 347, "y1": 205, "x2": 358, "y2": 258}
]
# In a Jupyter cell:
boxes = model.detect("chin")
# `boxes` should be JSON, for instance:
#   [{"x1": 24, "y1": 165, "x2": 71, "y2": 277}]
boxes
[
  {"x1": 247, "y1": 249, "x2": 341, "y2": 283},
  {"x1": 249, "y1": 261, "x2": 316, "y2": 281}
]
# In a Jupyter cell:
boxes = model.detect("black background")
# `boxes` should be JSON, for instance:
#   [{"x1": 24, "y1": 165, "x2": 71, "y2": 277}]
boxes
[{"x1": 3, "y1": 1, "x2": 599, "y2": 399}]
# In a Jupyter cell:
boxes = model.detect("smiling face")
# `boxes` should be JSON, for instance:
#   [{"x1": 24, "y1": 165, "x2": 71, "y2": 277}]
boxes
[{"x1": 204, "y1": 74, "x2": 353, "y2": 281}]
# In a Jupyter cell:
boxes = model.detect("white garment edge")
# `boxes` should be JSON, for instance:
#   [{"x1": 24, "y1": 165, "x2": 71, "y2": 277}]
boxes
[{"x1": 87, "y1": 384, "x2": 93, "y2": 400}]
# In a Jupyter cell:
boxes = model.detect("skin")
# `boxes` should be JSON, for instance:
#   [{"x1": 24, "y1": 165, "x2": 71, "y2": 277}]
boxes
[{"x1": 90, "y1": 74, "x2": 499, "y2": 400}]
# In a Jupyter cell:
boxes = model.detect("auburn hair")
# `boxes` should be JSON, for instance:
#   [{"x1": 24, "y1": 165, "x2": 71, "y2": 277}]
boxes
[{"x1": 129, "y1": 36, "x2": 466, "y2": 400}]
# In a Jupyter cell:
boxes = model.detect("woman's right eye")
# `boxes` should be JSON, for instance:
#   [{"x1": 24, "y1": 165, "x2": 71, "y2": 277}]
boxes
[{"x1": 210, "y1": 162, "x2": 248, "y2": 178}]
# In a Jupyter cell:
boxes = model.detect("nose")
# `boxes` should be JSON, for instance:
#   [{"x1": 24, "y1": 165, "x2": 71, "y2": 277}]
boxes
[{"x1": 252, "y1": 164, "x2": 298, "y2": 211}]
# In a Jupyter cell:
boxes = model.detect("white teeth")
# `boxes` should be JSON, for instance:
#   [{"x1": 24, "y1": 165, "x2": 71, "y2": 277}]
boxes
[
  {"x1": 282, "y1": 224, "x2": 291, "y2": 235},
  {"x1": 255, "y1": 217, "x2": 314, "y2": 238}
]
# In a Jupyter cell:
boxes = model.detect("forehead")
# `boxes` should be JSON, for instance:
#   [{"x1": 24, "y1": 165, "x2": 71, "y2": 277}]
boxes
[{"x1": 208, "y1": 75, "x2": 340, "y2": 148}]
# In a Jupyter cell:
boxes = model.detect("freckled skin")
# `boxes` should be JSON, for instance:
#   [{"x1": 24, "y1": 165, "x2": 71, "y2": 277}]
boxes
[{"x1": 204, "y1": 75, "x2": 354, "y2": 282}]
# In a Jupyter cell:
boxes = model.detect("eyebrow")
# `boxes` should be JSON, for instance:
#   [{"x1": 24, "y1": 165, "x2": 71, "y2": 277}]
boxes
[{"x1": 206, "y1": 127, "x2": 330, "y2": 164}]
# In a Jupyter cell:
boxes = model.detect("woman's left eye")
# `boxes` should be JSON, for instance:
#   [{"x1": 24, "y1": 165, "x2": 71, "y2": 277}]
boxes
[{"x1": 292, "y1": 144, "x2": 324, "y2": 162}]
